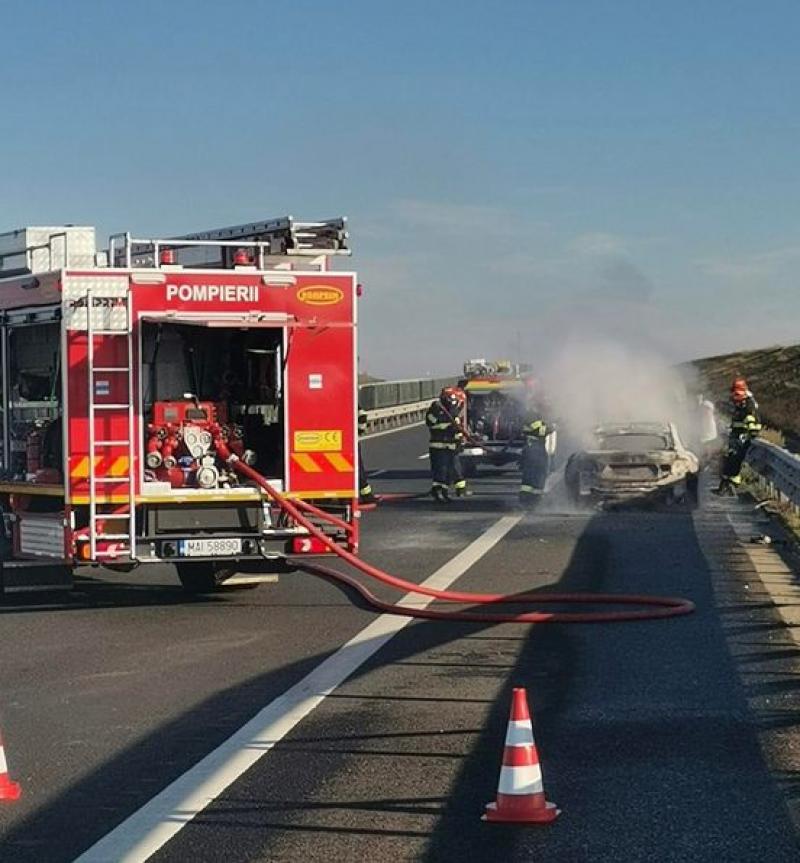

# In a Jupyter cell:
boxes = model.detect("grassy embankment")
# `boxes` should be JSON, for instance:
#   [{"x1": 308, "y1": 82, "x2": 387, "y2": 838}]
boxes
[
  {"x1": 682, "y1": 344, "x2": 800, "y2": 439},
  {"x1": 684, "y1": 344, "x2": 800, "y2": 538}
]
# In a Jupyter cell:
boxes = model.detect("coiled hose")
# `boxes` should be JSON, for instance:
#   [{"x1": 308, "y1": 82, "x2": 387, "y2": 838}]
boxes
[{"x1": 216, "y1": 444, "x2": 695, "y2": 624}]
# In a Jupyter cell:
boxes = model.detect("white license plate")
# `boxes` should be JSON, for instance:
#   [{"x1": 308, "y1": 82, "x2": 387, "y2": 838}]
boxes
[{"x1": 178, "y1": 538, "x2": 242, "y2": 557}]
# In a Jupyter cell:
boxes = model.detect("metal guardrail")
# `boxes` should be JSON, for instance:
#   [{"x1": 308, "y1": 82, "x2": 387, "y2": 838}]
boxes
[
  {"x1": 747, "y1": 439, "x2": 800, "y2": 514},
  {"x1": 359, "y1": 377, "x2": 456, "y2": 411},
  {"x1": 359, "y1": 378, "x2": 455, "y2": 435},
  {"x1": 362, "y1": 399, "x2": 431, "y2": 435}
]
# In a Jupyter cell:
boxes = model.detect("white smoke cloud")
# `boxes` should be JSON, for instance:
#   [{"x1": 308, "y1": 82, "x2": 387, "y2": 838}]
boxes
[{"x1": 538, "y1": 333, "x2": 696, "y2": 449}]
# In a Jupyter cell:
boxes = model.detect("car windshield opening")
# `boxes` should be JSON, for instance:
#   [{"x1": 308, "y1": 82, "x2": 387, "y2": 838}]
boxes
[{"x1": 597, "y1": 434, "x2": 669, "y2": 452}]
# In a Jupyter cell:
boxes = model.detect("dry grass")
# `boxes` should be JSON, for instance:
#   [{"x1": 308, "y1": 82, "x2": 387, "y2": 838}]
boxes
[
  {"x1": 681, "y1": 344, "x2": 800, "y2": 436},
  {"x1": 759, "y1": 427, "x2": 786, "y2": 447}
]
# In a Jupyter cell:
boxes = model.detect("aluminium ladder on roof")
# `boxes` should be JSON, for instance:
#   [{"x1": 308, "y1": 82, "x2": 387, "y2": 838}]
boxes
[
  {"x1": 86, "y1": 291, "x2": 136, "y2": 561},
  {"x1": 114, "y1": 216, "x2": 350, "y2": 269}
]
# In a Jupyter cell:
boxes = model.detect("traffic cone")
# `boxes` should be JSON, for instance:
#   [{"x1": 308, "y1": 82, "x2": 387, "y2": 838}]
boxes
[
  {"x1": 483, "y1": 687, "x2": 558, "y2": 824},
  {"x1": 0, "y1": 729, "x2": 21, "y2": 802}
]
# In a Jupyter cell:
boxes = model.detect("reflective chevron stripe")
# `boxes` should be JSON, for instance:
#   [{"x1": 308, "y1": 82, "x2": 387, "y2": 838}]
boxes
[{"x1": 292, "y1": 452, "x2": 354, "y2": 473}]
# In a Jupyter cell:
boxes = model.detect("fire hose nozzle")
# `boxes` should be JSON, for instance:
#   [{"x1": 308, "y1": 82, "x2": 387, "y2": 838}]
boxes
[{"x1": 145, "y1": 451, "x2": 163, "y2": 469}]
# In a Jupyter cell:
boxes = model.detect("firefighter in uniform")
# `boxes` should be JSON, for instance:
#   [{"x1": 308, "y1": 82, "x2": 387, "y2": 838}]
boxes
[
  {"x1": 426, "y1": 387, "x2": 468, "y2": 501},
  {"x1": 716, "y1": 377, "x2": 761, "y2": 496},
  {"x1": 519, "y1": 395, "x2": 551, "y2": 508},
  {"x1": 358, "y1": 409, "x2": 376, "y2": 504}
]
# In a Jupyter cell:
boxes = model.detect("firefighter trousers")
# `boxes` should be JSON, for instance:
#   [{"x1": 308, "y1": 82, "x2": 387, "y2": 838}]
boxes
[
  {"x1": 358, "y1": 444, "x2": 375, "y2": 501},
  {"x1": 520, "y1": 440, "x2": 548, "y2": 494},
  {"x1": 430, "y1": 447, "x2": 464, "y2": 491},
  {"x1": 722, "y1": 436, "x2": 751, "y2": 485}
]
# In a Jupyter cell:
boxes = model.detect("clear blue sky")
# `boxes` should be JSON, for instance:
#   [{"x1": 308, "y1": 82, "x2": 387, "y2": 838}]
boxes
[{"x1": 2, "y1": 0, "x2": 799, "y2": 378}]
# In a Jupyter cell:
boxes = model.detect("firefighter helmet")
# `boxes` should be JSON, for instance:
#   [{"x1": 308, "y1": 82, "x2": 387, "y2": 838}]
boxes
[
  {"x1": 440, "y1": 386, "x2": 465, "y2": 411},
  {"x1": 731, "y1": 377, "x2": 748, "y2": 402}
]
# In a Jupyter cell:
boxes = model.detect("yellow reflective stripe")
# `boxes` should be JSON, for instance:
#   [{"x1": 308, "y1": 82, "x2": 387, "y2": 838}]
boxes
[
  {"x1": 72, "y1": 457, "x2": 90, "y2": 479},
  {"x1": 324, "y1": 453, "x2": 353, "y2": 472},
  {"x1": 454, "y1": 480, "x2": 467, "y2": 489},
  {"x1": 71, "y1": 456, "x2": 129, "y2": 478},
  {"x1": 429, "y1": 442, "x2": 456, "y2": 450},
  {"x1": 109, "y1": 456, "x2": 129, "y2": 476},
  {"x1": 292, "y1": 453, "x2": 323, "y2": 472}
]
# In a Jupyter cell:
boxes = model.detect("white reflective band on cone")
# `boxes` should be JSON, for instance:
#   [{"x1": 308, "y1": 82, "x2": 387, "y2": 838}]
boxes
[
  {"x1": 504, "y1": 720, "x2": 534, "y2": 747},
  {"x1": 0, "y1": 748, "x2": 7, "y2": 773},
  {"x1": 498, "y1": 764, "x2": 543, "y2": 795}
]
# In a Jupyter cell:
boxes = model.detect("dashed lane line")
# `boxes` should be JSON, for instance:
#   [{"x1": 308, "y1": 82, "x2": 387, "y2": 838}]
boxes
[{"x1": 73, "y1": 514, "x2": 522, "y2": 863}]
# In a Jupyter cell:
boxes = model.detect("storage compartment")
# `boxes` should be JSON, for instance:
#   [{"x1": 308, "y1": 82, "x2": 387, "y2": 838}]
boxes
[
  {"x1": 2, "y1": 319, "x2": 63, "y2": 484},
  {"x1": 0, "y1": 226, "x2": 96, "y2": 277},
  {"x1": 141, "y1": 321, "x2": 284, "y2": 495}
]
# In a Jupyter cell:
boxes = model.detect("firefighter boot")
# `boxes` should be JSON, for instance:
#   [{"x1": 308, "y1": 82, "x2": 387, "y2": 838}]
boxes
[
  {"x1": 713, "y1": 478, "x2": 737, "y2": 497},
  {"x1": 431, "y1": 484, "x2": 450, "y2": 503},
  {"x1": 359, "y1": 483, "x2": 377, "y2": 505},
  {"x1": 454, "y1": 481, "x2": 472, "y2": 498}
]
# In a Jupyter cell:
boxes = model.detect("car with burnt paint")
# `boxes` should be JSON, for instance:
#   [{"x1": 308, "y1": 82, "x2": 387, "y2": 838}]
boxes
[{"x1": 565, "y1": 421, "x2": 700, "y2": 507}]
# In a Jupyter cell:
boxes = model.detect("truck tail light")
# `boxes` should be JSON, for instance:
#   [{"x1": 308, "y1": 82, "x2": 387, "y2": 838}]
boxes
[
  {"x1": 292, "y1": 536, "x2": 332, "y2": 554},
  {"x1": 76, "y1": 538, "x2": 91, "y2": 561}
]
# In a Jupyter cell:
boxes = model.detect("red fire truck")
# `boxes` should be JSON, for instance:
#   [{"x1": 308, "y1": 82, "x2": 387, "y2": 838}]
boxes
[{"x1": 0, "y1": 219, "x2": 359, "y2": 593}]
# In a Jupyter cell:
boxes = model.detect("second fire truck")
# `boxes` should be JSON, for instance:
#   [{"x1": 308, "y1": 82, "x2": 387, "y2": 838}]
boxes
[{"x1": 457, "y1": 358, "x2": 556, "y2": 476}]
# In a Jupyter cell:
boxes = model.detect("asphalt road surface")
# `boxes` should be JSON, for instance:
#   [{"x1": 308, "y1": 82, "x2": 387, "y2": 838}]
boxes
[{"x1": 0, "y1": 424, "x2": 798, "y2": 862}]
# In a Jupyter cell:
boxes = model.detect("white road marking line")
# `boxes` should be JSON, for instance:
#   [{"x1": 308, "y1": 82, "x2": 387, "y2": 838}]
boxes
[
  {"x1": 368, "y1": 469, "x2": 387, "y2": 477},
  {"x1": 418, "y1": 452, "x2": 430, "y2": 460},
  {"x1": 362, "y1": 421, "x2": 424, "y2": 440},
  {"x1": 74, "y1": 514, "x2": 522, "y2": 863}
]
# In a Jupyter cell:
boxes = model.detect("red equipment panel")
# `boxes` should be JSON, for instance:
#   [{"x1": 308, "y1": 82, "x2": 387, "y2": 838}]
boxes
[{"x1": 64, "y1": 269, "x2": 358, "y2": 503}]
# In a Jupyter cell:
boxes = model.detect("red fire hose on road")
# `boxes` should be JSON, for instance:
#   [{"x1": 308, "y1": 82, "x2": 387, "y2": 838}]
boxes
[{"x1": 216, "y1": 443, "x2": 695, "y2": 624}]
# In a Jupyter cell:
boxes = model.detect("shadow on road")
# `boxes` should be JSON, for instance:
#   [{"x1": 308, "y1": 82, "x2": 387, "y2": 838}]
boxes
[{"x1": 1, "y1": 508, "x2": 799, "y2": 862}]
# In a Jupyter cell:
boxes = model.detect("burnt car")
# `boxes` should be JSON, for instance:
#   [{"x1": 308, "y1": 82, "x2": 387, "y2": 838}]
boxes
[{"x1": 565, "y1": 422, "x2": 700, "y2": 507}]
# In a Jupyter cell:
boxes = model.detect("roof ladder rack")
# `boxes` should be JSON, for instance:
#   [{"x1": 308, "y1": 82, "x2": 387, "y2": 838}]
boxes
[{"x1": 110, "y1": 216, "x2": 350, "y2": 269}]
